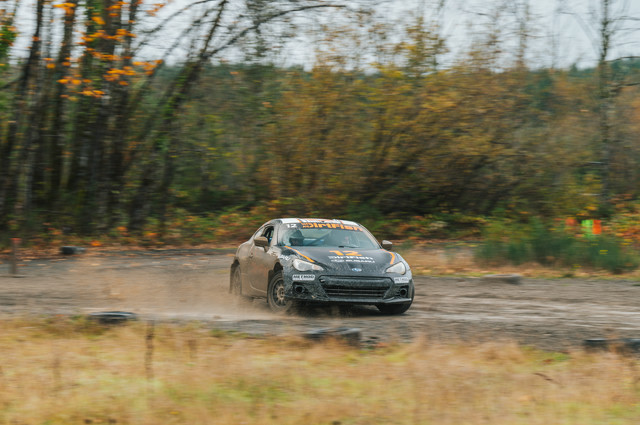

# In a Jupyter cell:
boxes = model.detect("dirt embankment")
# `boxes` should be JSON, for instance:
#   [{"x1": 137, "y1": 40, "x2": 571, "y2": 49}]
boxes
[{"x1": 1, "y1": 249, "x2": 640, "y2": 351}]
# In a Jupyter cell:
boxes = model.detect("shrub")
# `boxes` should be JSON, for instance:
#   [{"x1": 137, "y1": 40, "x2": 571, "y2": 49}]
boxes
[{"x1": 475, "y1": 219, "x2": 639, "y2": 273}]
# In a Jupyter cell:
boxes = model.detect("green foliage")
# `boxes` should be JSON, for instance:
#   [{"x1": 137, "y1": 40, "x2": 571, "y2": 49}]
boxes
[
  {"x1": 0, "y1": 22, "x2": 16, "y2": 64},
  {"x1": 345, "y1": 203, "x2": 385, "y2": 233},
  {"x1": 476, "y1": 219, "x2": 639, "y2": 273}
]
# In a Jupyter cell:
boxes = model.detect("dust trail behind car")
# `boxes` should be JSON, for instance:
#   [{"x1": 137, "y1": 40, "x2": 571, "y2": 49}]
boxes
[{"x1": 0, "y1": 251, "x2": 273, "y2": 320}]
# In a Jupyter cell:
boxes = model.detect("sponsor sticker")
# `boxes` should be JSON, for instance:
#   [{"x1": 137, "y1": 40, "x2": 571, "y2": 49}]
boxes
[
  {"x1": 284, "y1": 220, "x2": 362, "y2": 231},
  {"x1": 301, "y1": 222, "x2": 362, "y2": 231},
  {"x1": 292, "y1": 274, "x2": 315, "y2": 281},
  {"x1": 328, "y1": 256, "x2": 375, "y2": 264},
  {"x1": 393, "y1": 277, "x2": 410, "y2": 284}
]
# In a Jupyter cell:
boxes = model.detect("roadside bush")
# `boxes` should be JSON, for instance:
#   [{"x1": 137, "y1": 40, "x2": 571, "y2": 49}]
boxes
[
  {"x1": 608, "y1": 200, "x2": 640, "y2": 245},
  {"x1": 358, "y1": 212, "x2": 486, "y2": 241},
  {"x1": 475, "y1": 219, "x2": 639, "y2": 273}
]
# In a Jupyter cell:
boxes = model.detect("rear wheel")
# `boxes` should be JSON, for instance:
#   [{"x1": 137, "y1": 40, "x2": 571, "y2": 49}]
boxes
[
  {"x1": 267, "y1": 271, "x2": 294, "y2": 313},
  {"x1": 230, "y1": 266, "x2": 251, "y2": 301}
]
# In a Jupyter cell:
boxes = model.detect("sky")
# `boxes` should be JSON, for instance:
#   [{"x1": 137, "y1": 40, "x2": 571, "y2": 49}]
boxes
[
  {"x1": 383, "y1": 0, "x2": 640, "y2": 69},
  {"x1": 7, "y1": 0, "x2": 640, "y2": 70}
]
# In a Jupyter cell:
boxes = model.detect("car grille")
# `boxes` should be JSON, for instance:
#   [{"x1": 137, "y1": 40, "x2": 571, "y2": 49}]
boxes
[{"x1": 319, "y1": 276, "x2": 392, "y2": 299}]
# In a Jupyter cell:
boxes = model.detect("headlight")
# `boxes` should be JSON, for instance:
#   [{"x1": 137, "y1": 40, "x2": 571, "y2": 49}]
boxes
[
  {"x1": 293, "y1": 258, "x2": 323, "y2": 272},
  {"x1": 386, "y1": 262, "x2": 406, "y2": 275}
]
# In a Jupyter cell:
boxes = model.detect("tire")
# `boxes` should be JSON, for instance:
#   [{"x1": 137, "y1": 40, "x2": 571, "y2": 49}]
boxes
[
  {"x1": 377, "y1": 288, "x2": 414, "y2": 315},
  {"x1": 338, "y1": 305, "x2": 353, "y2": 316},
  {"x1": 230, "y1": 266, "x2": 251, "y2": 300},
  {"x1": 267, "y1": 271, "x2": 294, "y2": 314}
]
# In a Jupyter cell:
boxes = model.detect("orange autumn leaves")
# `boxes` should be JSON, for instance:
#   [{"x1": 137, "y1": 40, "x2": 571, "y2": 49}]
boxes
[
  {"x1": 56, "y1": 61, "x2": 162, "y2": 97},
  {"x1": 49, "y1": 0, "x2": 166, "y2": 98},
  {"x1": 53, "y1": 2, "x2": 76, "y2": 16}
]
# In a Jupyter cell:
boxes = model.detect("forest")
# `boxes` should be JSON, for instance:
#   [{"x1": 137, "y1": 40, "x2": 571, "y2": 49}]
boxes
[{"x1": 1, "y1": 0, "x2": 640, "y2": 250}]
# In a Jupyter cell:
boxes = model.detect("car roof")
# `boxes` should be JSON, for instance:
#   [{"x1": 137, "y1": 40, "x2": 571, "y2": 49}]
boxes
[{"x1": 277, "y1": 218, "x2": 361, "y2": 227}]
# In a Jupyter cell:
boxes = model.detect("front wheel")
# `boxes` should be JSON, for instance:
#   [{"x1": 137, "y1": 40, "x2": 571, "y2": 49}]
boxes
[
  {"x1": 267, "y1": 271, "x2": 294, "y2": 314},
  {"x1": 377, "y1": 288, "x2": 414, "y2": 315}
]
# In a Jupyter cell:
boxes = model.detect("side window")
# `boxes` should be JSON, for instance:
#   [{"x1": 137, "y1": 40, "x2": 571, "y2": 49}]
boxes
[
  {"x1": 262, "y1": 226, "x2": 274, "y2": 245},
  {"x1": 252, "y1": 226, "x2": 265, "y2": 240}
]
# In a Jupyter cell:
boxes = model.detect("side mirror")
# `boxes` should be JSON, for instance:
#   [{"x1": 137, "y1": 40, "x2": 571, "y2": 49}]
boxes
[
  {"x1": 254, "y1": 236, "x2": 269, "y2": 248},
  {"x1": 381, "y1": 240, "x2": 393, "y2": 250}
]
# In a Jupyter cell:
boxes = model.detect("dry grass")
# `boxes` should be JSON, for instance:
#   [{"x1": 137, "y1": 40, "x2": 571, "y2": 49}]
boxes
[{"x1": 1, "y1": 317, "x2": 640, "y2": 425}]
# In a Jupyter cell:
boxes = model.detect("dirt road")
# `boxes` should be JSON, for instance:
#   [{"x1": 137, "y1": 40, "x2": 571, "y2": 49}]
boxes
[{"x1": 1, "y1": 249, "x2": 640, "y2": 351}]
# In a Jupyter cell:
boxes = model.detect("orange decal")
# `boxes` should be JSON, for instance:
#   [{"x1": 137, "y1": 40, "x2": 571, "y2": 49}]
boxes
[
  {"x1": 285, "y1": 246, "x2": 314, "y2": 263},
  {"x1": 330, "y1": 250, "x2": 362, "y2": 257},
  {"x1": 388, "y1": 252, "x2": 396, "y2": 264}
]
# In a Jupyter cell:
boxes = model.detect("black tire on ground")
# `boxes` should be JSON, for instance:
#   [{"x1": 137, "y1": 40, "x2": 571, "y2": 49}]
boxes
[
  {"x1": 267, "y1": 271, "x2": 294, "y2": 314},
  {"x1": 338, "y1": 305, "x2": 353, "y2": 316},
  {"x1": 230, "y1": 266, "x2": 251, "y2": 300},
  {"x1": 377, "y1": 288, "x2": 414, "y2": 315}
]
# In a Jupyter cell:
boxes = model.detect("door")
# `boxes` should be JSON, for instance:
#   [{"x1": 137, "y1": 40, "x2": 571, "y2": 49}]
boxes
[{"x1": 247, "y1": 225, "x2": 275, "y2": 294}]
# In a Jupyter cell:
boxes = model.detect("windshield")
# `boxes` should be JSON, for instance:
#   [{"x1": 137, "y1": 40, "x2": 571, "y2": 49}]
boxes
[{"x1": 278, "y1": 223, "x2": 379, "y2": 249}]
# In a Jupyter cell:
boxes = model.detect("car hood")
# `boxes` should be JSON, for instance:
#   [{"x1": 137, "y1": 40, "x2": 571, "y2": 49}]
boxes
[{"x1": 281, "y1": 246, "x2": 400, "y2": 274}]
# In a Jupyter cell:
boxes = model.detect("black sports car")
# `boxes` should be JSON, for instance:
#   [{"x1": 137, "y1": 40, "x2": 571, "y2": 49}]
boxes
[{"x1": 230, "y1": 218, "x2": 414, "y2": 314}]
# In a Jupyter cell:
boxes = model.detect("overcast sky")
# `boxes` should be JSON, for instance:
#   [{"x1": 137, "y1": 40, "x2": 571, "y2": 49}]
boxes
[
  {"x1": 380, "y1": 0, "x2": 640, "y2": 69},
  {"x1": 8, "y1": 0, "x2": 640, "y2": 69}
]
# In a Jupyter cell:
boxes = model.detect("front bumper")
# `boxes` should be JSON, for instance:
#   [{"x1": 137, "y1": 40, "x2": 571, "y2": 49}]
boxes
[{"x1": 285, "y1": 274, "x2": 413, "y2": 305}]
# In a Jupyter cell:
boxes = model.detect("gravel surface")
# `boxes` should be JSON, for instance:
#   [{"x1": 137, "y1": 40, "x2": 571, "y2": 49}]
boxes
[{"x1": 2, "y1": 249, "x2": 640, "y2": 351}]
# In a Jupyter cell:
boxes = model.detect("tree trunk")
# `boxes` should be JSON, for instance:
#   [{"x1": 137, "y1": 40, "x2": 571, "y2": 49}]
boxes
[
  {"x1": 47, "y1": 0, "x2": 78, "y2": 214},
  {"x1": 0, "y1": 0, "x2": 45, "y2": 228}
]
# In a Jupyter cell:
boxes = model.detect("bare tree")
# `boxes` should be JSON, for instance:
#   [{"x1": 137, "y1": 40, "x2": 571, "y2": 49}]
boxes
[
  {"x1": 0, "y1": 0, "x2": 45, "y2": 227},
  {"x1": 560, "y1": 0, "x2": 640, "y2": 213},
  {"x1": 126, "y1": 0, "x2": 350, "y2": 232}
]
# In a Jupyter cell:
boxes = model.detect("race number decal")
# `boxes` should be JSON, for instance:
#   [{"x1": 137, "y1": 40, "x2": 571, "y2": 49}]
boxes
[{"x1": 329, "y1": 250, "x2": 362, "y2": 257}]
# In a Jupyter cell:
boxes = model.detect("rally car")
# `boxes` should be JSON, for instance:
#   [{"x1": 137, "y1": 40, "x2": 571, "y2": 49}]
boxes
[{"x1": 229, "y1": 218, "x2": 414, "y2": 314}]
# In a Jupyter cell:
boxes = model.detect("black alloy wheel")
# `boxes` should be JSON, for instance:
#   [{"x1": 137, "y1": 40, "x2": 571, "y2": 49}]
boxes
[{"x1": 267, "y1": 271, "x2": 293, "y2": 313}]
